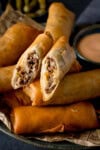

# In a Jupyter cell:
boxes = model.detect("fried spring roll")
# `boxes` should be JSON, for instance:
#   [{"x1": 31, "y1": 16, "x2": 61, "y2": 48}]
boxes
[
  {"x1": 46, "y1": 69, "x2": 100, "y2": 105},
  {"x1": 40, "y1": 36, "x2": 77, "y2": 101},
  {"x1": 45, "y1": 2, "x2": 75, "y2": 42},
  {"x1": 1, "y1": 89, "x2": 31, "y2": 108},
  {"x1": 40, "y1": 3, "x2": 76, "y2": 101},
  {"x1": 0, "y1": 22, "x2": 42, "y2": 67},
  {"x1": 23, "y1": 80, "x2": 42, "y2": 105},
  {"x1": 11, "y1": 33, "x2": 53, "y2": 89},
  {"x1": 23, "y1": 69, "x2": 100, "y2": 106},
  {"x1": 0, "y1": 65, "x2": 15, "y2": 93},
  {"x1": 10, "y1": 102, "x2": 99, "y2": 134}
]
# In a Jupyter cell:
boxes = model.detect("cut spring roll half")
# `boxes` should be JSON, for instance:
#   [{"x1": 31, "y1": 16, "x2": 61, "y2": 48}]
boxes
[
  {"x1": 40, "y1": 36, "x2": 76, "y2": 101},
  {"x1": 11, "y1": 33, "x2": 53, "y2": 89}
]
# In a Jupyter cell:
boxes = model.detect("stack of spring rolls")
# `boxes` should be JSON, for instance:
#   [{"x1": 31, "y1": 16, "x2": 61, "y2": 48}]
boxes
[{"x1": 0, "y1": 2, "x2": 100, "y2": 135}]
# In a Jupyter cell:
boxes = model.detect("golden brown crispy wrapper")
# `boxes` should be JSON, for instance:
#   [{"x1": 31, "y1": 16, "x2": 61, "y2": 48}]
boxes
[
  {"x1": 1, "y1": 89, "x2": 31, "y2": 109},
  {"x1": 40, "y1": 36, "x2": 80, "y2": 101},
  {"x1": 0, "y1": 65, "x2": 15, "y2": 93},
  {"x1": 23, "y1": 69, "x2": 100, "y2": 106},
  {"x1": 48, "y1": 69, "x2": 100, "y2": 105},
  {"x1": 23, "y1": 80, "x2": 42, "y2": 105},
  {"x1": 45, "y1": 2, "x2": 75, "y2": 42},
  {"x1": 10, "y1": 102, "x2": 99, "y2": 134},
  {"x1": 38, "y1": 2, "x2": 83, "y2": 103},
  {"x1": 0, "y1": 22, "x2": 42, "y2": 67}
]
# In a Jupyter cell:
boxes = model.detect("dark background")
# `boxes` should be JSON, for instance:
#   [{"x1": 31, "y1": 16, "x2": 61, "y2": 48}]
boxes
[
  {"x1": 0, "y1": 0, "x2": 100, "y2": 150},
  {"x1": 0, "y1": 0, "x2": 91, "y2": 18}
]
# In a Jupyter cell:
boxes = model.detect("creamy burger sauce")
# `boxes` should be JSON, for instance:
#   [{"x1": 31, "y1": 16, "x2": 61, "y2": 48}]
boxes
[{"x1": 77, "y1": 33, "x2": 100, "y2": 63}]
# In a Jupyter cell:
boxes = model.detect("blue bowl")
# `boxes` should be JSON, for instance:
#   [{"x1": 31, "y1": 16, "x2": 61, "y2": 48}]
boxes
[{"x1": 73, "y1": 24, "x2": 100, "y2": 69}]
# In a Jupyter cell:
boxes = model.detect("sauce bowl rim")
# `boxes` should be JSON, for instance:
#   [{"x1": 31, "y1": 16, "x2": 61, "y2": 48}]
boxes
[{"x1": 73, "y1": 24, "x2": 100, "y2": 66}]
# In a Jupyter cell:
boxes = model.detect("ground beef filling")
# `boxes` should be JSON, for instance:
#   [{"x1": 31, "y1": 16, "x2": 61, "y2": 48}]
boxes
[
  {"x1": 45, "y1": 57, "x2": 57, "y2": 93},
  {"x1": 27, "y1": 51, "x2": 39, "y2": 73},
  {"x1": 16, "y1": 51, "x2": 39, "y2": 86}
]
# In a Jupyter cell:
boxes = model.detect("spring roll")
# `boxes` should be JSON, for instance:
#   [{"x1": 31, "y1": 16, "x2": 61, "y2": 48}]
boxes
[
  {"x1": 40, "y1": 3, "x2": 76, "y2": 101},
  {"x1": 23, "y1": 69, "x2": 100, "y2": 106},
  {"x1": 1, "y1": 89, "x2": 31, "y2": 109},
  {"x1": 0, "y1": 65, "x2": 15, "y2": 93},
  {"x1": 45, "y1": 69, "x2": 100, "y2": 105},
  {"x1": 11, "y1": 33, "x2": 53, "y2": 89},
  {"x1": 23, "y1": 80, "x2": 43, "y2": 105},
  {"x1": 0, "y1": 22, "x2": 42, "y2": 67},
  {"x1": 10, "y1": 102, "x2": 99, "y2": 134},
  {"x1": 45, "y1": 2, "x2": 75, "y2": 42},
  {"x1": 40, "y1": 36, "x2": 78, "y2": 101}
]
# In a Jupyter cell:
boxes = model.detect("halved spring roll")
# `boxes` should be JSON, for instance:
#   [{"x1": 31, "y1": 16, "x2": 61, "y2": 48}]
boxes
[
  {"x1": 0, "y1": 65, "x2": 15, "y2": 93},
  {"x1": 10, "y1": 102, "x2": 99, "y2": 134},
  {"x1": 0, "y1": 22, "x2": 42, "y2": 67},
  {"x1": 45, "y1": 2, "x2": 75, "y2": 42},
  {"x1": 11, "y1": 33, "x2": 53, "y2": 89},
  {"x1": 40, "y1": 36, "x2": 77, "y2": 101},
  {"x1": 23, "y1": 69, "x2": 100, "y2": 106}
]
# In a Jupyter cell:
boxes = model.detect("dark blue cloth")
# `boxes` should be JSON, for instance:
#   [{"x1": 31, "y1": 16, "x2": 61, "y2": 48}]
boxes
[{"x1": 76, "y1": 0, "x2": 100, "y2": 25}]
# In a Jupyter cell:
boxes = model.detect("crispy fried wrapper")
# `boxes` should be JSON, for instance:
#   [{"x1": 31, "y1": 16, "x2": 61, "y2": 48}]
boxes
[
  {"x1": 40, "y1": 2, "x2": 80, "y2": 101},
  {"x1": 10, "y1": 102, "x2": 99, "y2": 135},
  {"x1": 1, "y1": 89, "x2": 31, "y2": 109},
  {"x1": 0, "y1": 65, "x2": 15, "y2": 93},
  {"x1": 45, "y1": 2, "x2": 75, "y2": 42},
  {"x1": 0, "y1": 21, "x2": 43, "y2": 67},
  {"x1": 40, "y1": 36, "x2": 81, "y2": 101},
  {"x1": 23, "y1": 69, "x2": 100, "y2": 106}
]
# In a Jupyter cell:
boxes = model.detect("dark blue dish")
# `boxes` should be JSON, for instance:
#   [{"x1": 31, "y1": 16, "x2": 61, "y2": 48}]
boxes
[{"x1": 0, "y1": 121, "x2": 99, "y2": 150}]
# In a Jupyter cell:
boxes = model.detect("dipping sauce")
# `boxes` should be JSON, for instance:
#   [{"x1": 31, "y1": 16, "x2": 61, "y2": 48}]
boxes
[{"x1": 77, "y1": 33, "x2": 100, "y2": 63}]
